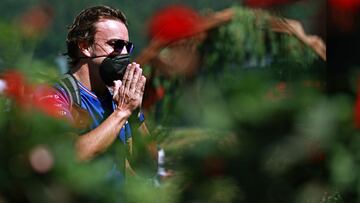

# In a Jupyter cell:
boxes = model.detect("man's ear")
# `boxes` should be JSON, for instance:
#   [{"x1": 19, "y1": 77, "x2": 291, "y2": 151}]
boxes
[{"x1": 78, "y1": 40, "x2": 92, "y2": 57}]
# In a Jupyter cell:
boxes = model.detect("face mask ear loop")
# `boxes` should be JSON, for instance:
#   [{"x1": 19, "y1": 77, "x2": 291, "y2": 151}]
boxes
[
  {"x1": 78, "y1": 52, "x2": 131, "y2": 59},
  {"x1": 77, "y1": 54, "x2": 109, "y2": 59},
  {"x1": 77, "y1": 42, "x2": 112, "y2": 59}
]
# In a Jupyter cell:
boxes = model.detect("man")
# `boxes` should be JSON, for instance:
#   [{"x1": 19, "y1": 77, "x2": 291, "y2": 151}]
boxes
[{"x1": 51, "y1": 5, "x2": 156, "y2": 181}]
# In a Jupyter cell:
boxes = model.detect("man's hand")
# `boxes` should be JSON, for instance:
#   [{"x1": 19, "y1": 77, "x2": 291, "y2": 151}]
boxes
[{"x1": 112, "y1": 62, "x2": 146, "y2": 113}]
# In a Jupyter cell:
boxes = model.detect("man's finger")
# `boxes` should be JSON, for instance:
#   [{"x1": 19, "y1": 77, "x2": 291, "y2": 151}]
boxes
[
  {"x1": 112, "y1": 80, "x2": 122, "y2": 100},
  {"x1": 122, "y1": 63, "x2": 132, "y2": 83},
  {"x1": 119, "y1": 85, "x2": 126, "y2": 108},
  {"x1": 141, "y1": 76, "x2": 146, "y2": 97},
  {"x1": 124, "y1": 63, "x2": 136, "y2": 92},
  {"x1": 130, "y1": 66, "x2": 142, "y2": 94},
  {"x1": 135, "y1": 75, "x2": 146, "y2": 97}
]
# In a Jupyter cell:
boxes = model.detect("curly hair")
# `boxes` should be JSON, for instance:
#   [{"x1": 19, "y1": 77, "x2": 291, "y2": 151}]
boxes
[{"x1": 66, "y1": 5, "x2": 128, "y2": 68}]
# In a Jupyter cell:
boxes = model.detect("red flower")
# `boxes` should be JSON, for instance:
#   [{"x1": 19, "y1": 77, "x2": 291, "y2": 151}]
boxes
[
  {"x1": 1, "y1": 70, "x2": 61, "y2": 118},
  {"x1": 148, "y1": 5, "x2": 205, "y2": 43},
  {"x1": 276, "y1": 81, "x2": 287, "y2": 93},
  {"x1": 156, "y1": 86, "x2": 165, "y2": 99},
  {"x1": 329, "y1": 0, "x2": 360, "y2": 33},
  {"x1": 19, "y1": 4, "x2": 54, "y2": 38},
  {"x1": 329, "y1": 0, "x2": 360, "y2": 10},
  {"x1": 2, "y1": 70, "x2": 27, "y2": 105},
  {"x1": 203, "y1": 156, "x2": 225, "y2": 177},
  {"x1": 266, "y1": 81, "x2": 288, "y2": 101},
  {"x1": 354, "y1": 80, "x2": 360, "y2": 129},
  {"x1": 143, "y1": 81, "x2": 166, "y2": 110}
]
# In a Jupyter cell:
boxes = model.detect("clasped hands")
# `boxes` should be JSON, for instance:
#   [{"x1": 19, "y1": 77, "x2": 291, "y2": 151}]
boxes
[{"x1": 112, "y1": 62, "x2": 146, "y2": 113}]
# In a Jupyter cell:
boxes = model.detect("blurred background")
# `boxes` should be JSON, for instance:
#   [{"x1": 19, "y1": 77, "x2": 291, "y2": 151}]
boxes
[{"x1": 0, "y1": 0, "x2": 358, "y2": 203}]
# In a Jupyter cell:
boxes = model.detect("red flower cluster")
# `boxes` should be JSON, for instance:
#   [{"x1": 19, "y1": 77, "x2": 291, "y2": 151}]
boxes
[
  {"x1": 329, "y1": 0, "x2": 360, "y2": 32},
  {"x1": 148, "y1": 5, "x2": 205, "y2": 43},
  {"x1": 1, "y1": 70, "x2": 60, "y2": 118},
  {"x1": 266, "y1": 82, "x2": 289, "y2": 101},
  {"x1": 330, "y1": 0, "x2": 360, "y2": 10},
  {"x1": 143, "y1": 82, "x2": 165, "y2": 110},
  {"x1": 2, "y1": 70, "x2": 27, "y2": 104},
  {"x1": 19, "y1": 4, "x2": 54, "y2": 38}
]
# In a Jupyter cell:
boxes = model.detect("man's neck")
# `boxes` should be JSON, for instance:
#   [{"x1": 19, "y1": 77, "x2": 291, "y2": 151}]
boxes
[{"x1": 71, "y1": 64, "x2": 107, "y2": 95}]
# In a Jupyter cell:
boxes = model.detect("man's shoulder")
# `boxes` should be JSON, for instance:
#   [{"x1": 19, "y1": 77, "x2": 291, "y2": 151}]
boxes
[
  {"x1": 31, "y1": 83, "x2": 73, "y2": 120},
  {"x1": 33, "y1": 83, "x2": 67, "y2": 102},
  {"x1": 54, "y1": 82, "x2": 68, "y2": 95},
  {"x1": 53, "y1": 83, "x2": 72, "y2": 104}
]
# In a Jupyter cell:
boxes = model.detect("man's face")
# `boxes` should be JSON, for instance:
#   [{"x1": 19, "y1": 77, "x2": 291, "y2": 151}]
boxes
[{"x1": 90, "y1": 18, "x2": 129, "y2": 64}]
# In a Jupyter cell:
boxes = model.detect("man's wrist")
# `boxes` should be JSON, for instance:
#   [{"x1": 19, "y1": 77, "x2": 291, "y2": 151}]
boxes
[{"x1": 114, "y1": 109, "x2": 132, "y2": 119}]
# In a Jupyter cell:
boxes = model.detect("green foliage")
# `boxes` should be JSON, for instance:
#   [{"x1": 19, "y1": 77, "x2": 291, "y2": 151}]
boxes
[
  {"x1": 0, "y1": 1, "x2": 350, "y2": 203},
  {"x1": 0, "y1": 22, "x2": 23, "y2": 67},
  {"x1": 122, "y1": 177, "x2": 180, "y2": 203},
  {"x1": 201, "y1": 6, "x2": 320, "y2": 80},
  {"x1": 145, "y1": 5, "x2": 351, "y2": 203}
]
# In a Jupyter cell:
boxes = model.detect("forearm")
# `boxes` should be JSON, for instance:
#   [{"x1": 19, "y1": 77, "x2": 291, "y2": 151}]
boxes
[{"x1": 76, "y1": 109, "x2": 131, "y2": 161}]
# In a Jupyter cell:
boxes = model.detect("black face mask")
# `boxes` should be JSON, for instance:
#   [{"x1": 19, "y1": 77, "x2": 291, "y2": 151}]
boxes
[{"x1": 99, "y1": 54, "x2": 130, "y2": 87}]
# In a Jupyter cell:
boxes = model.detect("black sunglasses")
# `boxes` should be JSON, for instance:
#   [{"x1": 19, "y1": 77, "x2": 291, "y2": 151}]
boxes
[{"x1": 108, "y1": 39, "x2": 134, "y2": 54}]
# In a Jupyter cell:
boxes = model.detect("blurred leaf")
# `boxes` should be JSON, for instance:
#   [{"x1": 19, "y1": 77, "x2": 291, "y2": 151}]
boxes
[{"x1": 330, "y1": 145, "x2": 356, "y2": 189}]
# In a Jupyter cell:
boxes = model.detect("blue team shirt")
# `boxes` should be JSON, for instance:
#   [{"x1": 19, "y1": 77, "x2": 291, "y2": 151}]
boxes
[
  {"x1": 54, "y1": 81, "x2": 131, "y2": 143},
  {"x1": 52, "y1": 80, "x2": 131, "y2": 183},
  {"x1": 76, "y1": 81, "x2": 131, "y2": 143}
]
